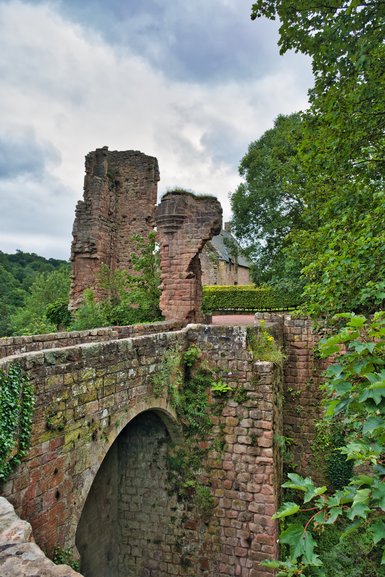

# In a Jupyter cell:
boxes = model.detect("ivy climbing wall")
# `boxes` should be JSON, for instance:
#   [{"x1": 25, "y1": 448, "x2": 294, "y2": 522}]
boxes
[{"x1": 0, "y1": 323, "x2": 283, "y2": 577}]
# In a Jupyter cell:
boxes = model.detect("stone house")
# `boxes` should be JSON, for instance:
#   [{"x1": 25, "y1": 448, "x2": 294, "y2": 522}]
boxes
[{"x1": 200, "y1": 223, "x2": 252, "y2": 286}]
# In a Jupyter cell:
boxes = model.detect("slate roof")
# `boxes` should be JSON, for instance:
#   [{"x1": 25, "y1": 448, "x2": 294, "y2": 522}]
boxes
[{"x1": 208, "y1": 229, "x2": 252, "y2": 269}]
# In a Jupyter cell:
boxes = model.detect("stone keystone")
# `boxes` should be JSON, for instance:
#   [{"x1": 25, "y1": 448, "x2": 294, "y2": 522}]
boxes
[{"x1": 155, "y1": 191, "x2": 222, "y2": 322}]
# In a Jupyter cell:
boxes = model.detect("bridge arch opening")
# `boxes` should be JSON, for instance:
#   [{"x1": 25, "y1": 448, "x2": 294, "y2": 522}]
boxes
[{"x1": 75, "y1": 409, "x2": 181, "y2": 577}]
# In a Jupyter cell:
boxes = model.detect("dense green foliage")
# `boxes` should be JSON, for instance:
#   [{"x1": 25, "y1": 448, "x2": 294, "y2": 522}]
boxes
[
  {"x1": 263, "y1": 313, "x2": 385, "y2": 576},
  {"x1": 70, "y1": 232, "x2": 162, "y2": 330},
  {"x1": 0, "y1": 365, "x2": 34, "y2": 482},
  {"x1": 202, "y1": 285, "x2": 299, "y2": 312},
  {"x1": 0, "y1": 234, "x2": 162, "y2": 336},
  {"x1": 246, "y1": 3, "x2": 385, "y2": 574},
  {"x1": 230, "y1": 113, "x2": 306, "y2": 291},
  {"x1": 234, "y1": 0, "x2": 385, "y2": 319},
  {"x1": 10, "y1": 265, "x2": 71, "y2": 335},
  {"x1": 0, "y1": 251, "x2": 68, "y2": 336}
]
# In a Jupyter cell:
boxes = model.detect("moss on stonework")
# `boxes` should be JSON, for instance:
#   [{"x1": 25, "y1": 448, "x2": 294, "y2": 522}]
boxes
[{"x1": 162, "y1": 188, "x2": 216, "y2": 201}]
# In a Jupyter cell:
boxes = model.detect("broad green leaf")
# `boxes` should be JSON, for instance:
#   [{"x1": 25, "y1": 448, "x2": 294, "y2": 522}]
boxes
[
  {"x1": 360, "y1": 384, "x2": 385, "y2": 405},
  {"x1": 347, "y1": 502, "x2": 370, "y2": 520},
  {"x1": 350, "y1": 474, "x2": 374, "y2": 487},
  {"x1": 351, "y1": 341, "x2": 376, "y2": 354},
  {"x1": 304, "y1": 485, "x2": 327, "y2": 504},
  {"x1": 280, "y1": 524, "x2": 318, "y2": 564},
  {"x1": 283, "y1": 472, "x2": 311, "y2": 491},
  {"x1": 372, "y1": 481, "x2": 385, "y2": 510},
  {"x1": 272, "y1": 501, "x2": 300, "y2": 520},
  {"x1": 371, "y1": 520, "x2": 385, "y2": 545},
  {"x1": 362, "y1": 416, "x2": 384, "y2": 435},
  {"x1": 325, "y1": 507, "x2": 342, "y2": 525},
  {"x1": 333, "y1": 380, "x2": 352, "y2": 395},
  {"x1": 346, "y1": 314, "x2": 366, "y2": 328},
  {"x1": 325, "y1": 363, "x2": 344, "y2": 378},
  {"x1": 340, "y1": 520, "x2": 365, "y2": 540},
  {"x1": 352, "y1": 488, "x2": 370, "y2": 505}
]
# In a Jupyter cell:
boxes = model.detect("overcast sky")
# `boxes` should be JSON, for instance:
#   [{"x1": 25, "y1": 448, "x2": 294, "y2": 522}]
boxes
[{"x1": 0, "y1": 0, "x2": 313, "y2": 260}]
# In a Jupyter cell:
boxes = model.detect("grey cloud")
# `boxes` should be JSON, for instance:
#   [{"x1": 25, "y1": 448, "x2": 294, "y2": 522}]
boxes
[
  {"x1": 0, "y1": 128, "x2": 61, "y2": 180},
  {"x1": 0, "y1": 173, "x2": 74, "y2": 261},
  {"x1": 201, "y1": 124, "x2": 248, "y2": 169},
  {"x1": 51, "y1": 0, "x2": 287, "y2": 83}
]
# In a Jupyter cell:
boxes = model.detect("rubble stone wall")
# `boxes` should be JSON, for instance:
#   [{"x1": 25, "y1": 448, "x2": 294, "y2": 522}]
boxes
[
  {"x1": 255, "y1": 313, "x2": 325, "y2": 480},
  {"x1": 69, "y1": 147, "x2": 159, "y2": 309},
  {"x1": 0, "y1": 324, "x2": 281, "y2": 577},
  {"x1": 0, "y1": 497, "x2": 81, "y2": 577},
  {"x1": 155, "y1": 192, "x2": 222, "y2": 322},
  {"x1": 0, "y1": 321, "x2": 184, "y2": 359}
]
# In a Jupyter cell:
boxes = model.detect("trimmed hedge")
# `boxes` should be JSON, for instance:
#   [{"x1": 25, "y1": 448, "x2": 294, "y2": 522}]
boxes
[{"x1": 202, "y1": 285, "x2": 299, "y2": 312}]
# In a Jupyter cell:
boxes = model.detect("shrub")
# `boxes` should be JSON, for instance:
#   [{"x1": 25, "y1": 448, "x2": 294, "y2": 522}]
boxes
[{"x1": 202, "y1": 285, "x2": 299, "y2": 313}]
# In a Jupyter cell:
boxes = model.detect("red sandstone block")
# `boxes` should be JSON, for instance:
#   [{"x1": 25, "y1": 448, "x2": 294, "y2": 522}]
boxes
[
  {"x1": 258, "y1": 436, "x2": 272, "y2": 448},
  {"x1": 248, "y1": 502, "x2": 264, "y2": 514},
  {"x1": 224, "y1": 489, "x2": 239, "y2": 499},
  {"x1": 225, "y1": 510, "x2": 238, "y2": 519},
  {"x1": 246, "y1": 481, "x2": 262, "y2": 494},
  {"x1": 234, "y1": 546, "x2": 248, "y2": 557},
  {"x1": 226, "y1": 417, "x2": 239, "y2": 427},
  {"x1": 239, "y1": 418, "x2": 252, "y2": 428},
  {"x1": 256, "y1": 533, "x2": 275, "y2": 545},
  {"x1": 233, "y1": 445, "x2": 247, "y2": 454},
  {"x1": 261, "y1": 544, "x2": 275, "y2": 554},
  {"x1": 237, "y1": 472, "x2": 251, "y2": 483},
  {"x1": 261, "y1": 485, "x2": 274, "y2": 495}
]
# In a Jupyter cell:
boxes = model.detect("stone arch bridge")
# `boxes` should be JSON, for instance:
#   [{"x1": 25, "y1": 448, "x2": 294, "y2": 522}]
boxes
[{"x1": 0, "y1": 317, "x2": 320, "y2": 577}]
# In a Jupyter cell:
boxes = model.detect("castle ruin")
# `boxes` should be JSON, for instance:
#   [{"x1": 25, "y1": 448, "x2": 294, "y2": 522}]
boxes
[{"x1": 69, "y1": 147, "x2": 159, "y2": 310}]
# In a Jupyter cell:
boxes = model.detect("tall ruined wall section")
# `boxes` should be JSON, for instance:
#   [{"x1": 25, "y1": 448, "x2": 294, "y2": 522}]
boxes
[
  {"x1": 69, "y1": 147, "x2": 159, "y2": 309},
  {"x1": 155, "y1": 192, "x2": 222, "y2": 322}
]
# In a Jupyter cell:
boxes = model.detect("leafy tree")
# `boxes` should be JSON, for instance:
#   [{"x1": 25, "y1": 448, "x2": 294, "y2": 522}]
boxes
[
  {"x1": 262, "y1": 313, "x2": 385, "y2": 576},
  {"x1": 0, "y1": 265, "x2": 27, "y2": 336},
  {"x1": 0, "y1": 251, "x2": 69, "y2": 336},
  {"x1": 230, "y1": 113, "x2": 305, "y2": 291},
  {"x1": 10, "y1": 265, "x2": 70, "y2": 335},
  {"x1": 249, "y1": 0, "x2": 385, "y2": 318}
]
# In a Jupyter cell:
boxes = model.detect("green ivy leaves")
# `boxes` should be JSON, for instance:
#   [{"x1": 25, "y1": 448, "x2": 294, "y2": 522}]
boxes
[{"x1": 0, "y1": 364, "x2": 34, "y2": 482}]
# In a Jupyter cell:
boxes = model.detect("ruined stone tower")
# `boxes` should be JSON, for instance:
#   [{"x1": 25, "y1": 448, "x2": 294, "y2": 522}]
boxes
[
  {"x1": 69, "y1": 147, "x2": 159, "y2": 309},
  {"x1": 155, "y1": 191, "x2": 222, "y2": 322}
]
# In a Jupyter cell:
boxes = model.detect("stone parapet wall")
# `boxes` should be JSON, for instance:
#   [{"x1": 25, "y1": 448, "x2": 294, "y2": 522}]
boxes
[{"x1": 0, "y1": 321, "x2": 184, "y2": 359}]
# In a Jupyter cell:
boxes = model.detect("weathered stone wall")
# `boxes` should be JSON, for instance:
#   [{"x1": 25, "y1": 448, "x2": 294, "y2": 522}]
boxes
[
  {"x1": 69, "y1": 147, "x2": 159, "y2": 309},
  {"x1": 155, "y1": 192, "x2": 222, "y2": 322},
  {"x1": 0, "y1": 323, "x2": 282, "y2": 577},
  {"x1": 0, "y1": 321, "x2": 184, "y2": 359},
  {"x1": 0, "y1": 497, "x2": 81, "y2": 577},
  {"x1": 255, "y1": 313, "x2": 325, "y2": 480}
]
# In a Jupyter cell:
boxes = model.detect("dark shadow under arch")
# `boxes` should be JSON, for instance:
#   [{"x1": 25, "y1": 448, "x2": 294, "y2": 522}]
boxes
[{"x1": 75, "y1": 410, "x2": 179, "y2": 577}]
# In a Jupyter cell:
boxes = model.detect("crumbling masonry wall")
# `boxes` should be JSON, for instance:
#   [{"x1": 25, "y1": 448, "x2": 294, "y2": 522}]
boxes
[
  {"x1": 155, "y1": 192, "x2": 222, "y2": 322},
  {"x1": 255, "y1": 313, "x2": 326, "y2": 481},
  {"x1": 69, "y1": 147, "x2": 159, "y2": 309},
  {"x1": 0, "y1": 324, "x2": 282, "y2": 577}
]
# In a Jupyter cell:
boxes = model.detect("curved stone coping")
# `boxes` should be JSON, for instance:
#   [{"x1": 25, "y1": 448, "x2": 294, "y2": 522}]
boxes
[
  {"x1": 0, "y1": 321, "x2": 185, "y2": 360},
  {"x1": 0, "y1": 497, "x2": 82, "y2": 577}
]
